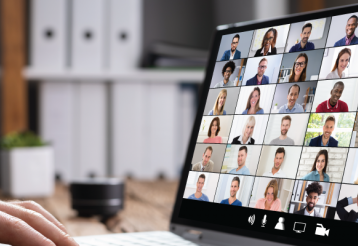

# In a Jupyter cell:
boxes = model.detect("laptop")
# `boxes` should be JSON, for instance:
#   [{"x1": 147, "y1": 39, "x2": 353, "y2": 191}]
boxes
[{"x1": 75, "y1": 4, "x2": 358, "y2": 246}]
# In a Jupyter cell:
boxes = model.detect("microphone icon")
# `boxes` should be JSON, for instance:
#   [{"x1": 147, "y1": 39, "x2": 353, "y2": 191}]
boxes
[{"x1": 262, "y1": 215, "x2": 267, "y2": 227}]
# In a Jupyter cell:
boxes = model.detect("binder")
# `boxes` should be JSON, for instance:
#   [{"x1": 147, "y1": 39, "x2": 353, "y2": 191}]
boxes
[
  {"x1": 295, "y1": 181, "x2": 303, "y2": 201},
  {"x1": 30, "y1": 0, "x2": 68, "y2": 71}
]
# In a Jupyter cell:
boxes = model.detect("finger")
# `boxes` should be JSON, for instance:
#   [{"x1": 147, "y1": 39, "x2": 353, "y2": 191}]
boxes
[
  {"x1": 0, "y1": 202, "x2": 78, "y2": 246},
  {"x1": 0, "y1": 210, "x2": 55, "y2": 246},
  {"x1": 9, "y1": 200, "x2": 68, "y2": 234}
]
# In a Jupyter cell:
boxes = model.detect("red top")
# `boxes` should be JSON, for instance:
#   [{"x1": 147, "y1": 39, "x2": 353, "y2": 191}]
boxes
[{"x1": 316, "y1": 99, "x2": 348, "y2": 113}]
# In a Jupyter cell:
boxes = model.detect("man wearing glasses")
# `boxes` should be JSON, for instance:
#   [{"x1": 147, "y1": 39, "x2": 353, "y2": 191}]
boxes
[
  {"x1": 334, "y1": 15, "x2": 358, "y2": 47},
  {"x1": 220, "y1": 34, "x2": 241, "y2": 61},
  {"x1": 213, "y1": 61, "x2": 236, "y2": 88},
  {"x1": 246, "y1": 58, "x2": 269, "y2": 85},
  {"x1": 289, "y1": 23, "x2": 315, "y2": 52},
  {"x1": 294, "y1": 182, "x2": 323, "y2": 217}
]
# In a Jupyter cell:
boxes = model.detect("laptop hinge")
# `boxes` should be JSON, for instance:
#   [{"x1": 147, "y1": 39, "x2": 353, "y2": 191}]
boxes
[{"x1": 182, "y1": 230, "x2": 203, "y2": 241}]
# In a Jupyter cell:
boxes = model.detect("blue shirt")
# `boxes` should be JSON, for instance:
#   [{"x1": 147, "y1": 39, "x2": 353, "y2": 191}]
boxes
[
  {"x1": 245, "y1": 74, "x2": 269, "y2": 85},
  {"x1": 278, "y1": 103, "x2": 304, "y2": 113},
  {"x1": 220, "y1": 198, "x2": 242, "y2": 206},
  {"x1": 220, "y1": 49, "x2": 241, "y2": 61},
  {"x1": 228, "y1": 165, "x2": 250, "y2": 175},
  {"x1": 334, "y1": 36, "x2": 358, "y2": 47},
  {"x1": 347, "y1": 197, "x2": 358, "y2": 223},
  {"x1": 208, "y1": 109, "x2": 226, "y2": 115},
  {"x1": 289, "y1": 42, "x2": 315, "y2": 52},
  {"x1": 188, "y1": 193, "x2": 209, "y2": 202},
  {"x1": 321, "y1": 138, "x2": 329, "y2": 147},
  {"x1": 301, "y1": 170, "x2": 330, "y2": 182},
  {"x1": 242, "y1": 108, "x2": 264, "y2": 114},
  {"x1": 309, "y1": 135, "x2": 338, "y2": 147}
]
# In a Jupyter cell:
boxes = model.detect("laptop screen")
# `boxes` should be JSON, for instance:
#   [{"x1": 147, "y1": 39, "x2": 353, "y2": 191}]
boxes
[{"x1": 173, "y1": 4, "x2": 358, "y2": 246}]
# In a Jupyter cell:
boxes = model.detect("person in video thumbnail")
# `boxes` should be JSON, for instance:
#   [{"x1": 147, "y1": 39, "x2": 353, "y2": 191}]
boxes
[
  {"x1": 334, "y1": 15, "x2": 358, "y2": 47},
  {"x1": 242, "y1": 87, "x2": 264, "y2": 114},
  {"x1": 269, "y1": 115, "x2": 295, "y2": 145},
  {"x1": 188, "y1": 174, "x2": 209, "y2": 202},
  {"x1": 337, "y1": 195, "x2": 358, "y2": 222},
  {"x1": 316, "y1": 81, "x2": 348, "y2": 112},
  {"x1": 220, "y1": 176, "x2": 242, "y2": 206},
  {"x1": 228, "y1": 146, "x2": 250, "y2": 175},
  {"x1": 203, "y1": 117, "x2": 222, "y2": 144},
  {"x1": 262, "y1": 147, "x2": 287, "y2": 178},
  {"x1": 289, "y1": 23, "x2": 315, "y2": 52},
  {"x1": 278, "y1": 84, "x2": 304, "y2": 113},
  {"x1": 232, "y1": 116, "x2": 256, "y2": 144},
  {"x1": 255, "y1": 179, "x2": 281, "y2": 211},
  {"x1": 254, "y1": 28, "x2": 278, "y2": 57},
  {"x1": 208, "y1": 89, "x2": 227, "y2": 115},
  {"x1": 309, "y1": 115, "x2": 338, "y2": 147},
  {"x1": 220, "y1": 34, "x2": 241, "y2": 61},
  {"x1": 301, "y1": 149, "x2": 330, "y2": 182},
  {"x1": 294, "y1": 181, "x2": 323, "y2": 217},
  {"x1": 213, "y1": 61, "x2": 236, "y2": 88},
  {"x1": 246, "y1": 58, "x2": 269, "y2": 85},
  {"x1": 325, "y1": 48, "x2": 351, "y2": 79},
  {"x1": 192, "y1": 146, "x2": 214, "y2": 172},
  {"x1": 282, "y1": 53, "x2": 308, "y2": 82}
]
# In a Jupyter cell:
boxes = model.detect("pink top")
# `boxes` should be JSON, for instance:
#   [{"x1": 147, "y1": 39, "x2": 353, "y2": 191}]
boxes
[
  {"x1": 254, "y1": 198, "x2": 281, "y2": 211},
  {"x1": 203, "y1": 136, "x2": 222, "y2": 143}
]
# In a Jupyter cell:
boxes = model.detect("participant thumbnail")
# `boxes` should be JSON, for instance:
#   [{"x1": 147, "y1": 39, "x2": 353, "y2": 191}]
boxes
[
  {"x1": 210, "y1": 59, "x2": 247, "y2": 88},
  {"x1": 326, "y1": 13, "x2": 358, "y2": 47},
  {"x1": 220, "y1": 144, "x2": 261, "y2": 175},
  {"x1": 335, "y1": 184, "x2": 358, "y2": 223},
  {"x1": 197, "y1": 115, "x2": 233, "y2": 144},
  {"x1": 191, "y1": 144, "x2": 226, "y2": 173},
  {"x1": 183, "y1": 171, "x2": 220, "y2": 202},
  {"x1": 228, "y1": 115, "x2": 269, "y2": 145},
  {"x1": 249, "y1": 177, "x2": 295, "y2": 212},
  {"x1": 256, "y1": 146, "x2": 302, "y2": 179},
  {"x1": 216, "y1": 31, "x2": 254, "y2": 61},
  {"x1": 248, "y1": 24, "x2": 290, "y2": 57},
  {"x1": 278, "y1": 49, "x2": 324, "y2": 83},
  {"x1": 289, "y1": 180, "x2": 341, "y2": 219},
  {"x1": 204, "y1": 88, "x2": 240, "y2": 116},
  {"x1": 213, "y1": 174, "x2": 255, "y2": 207},
  {"x1": 296, "y1": 147, "x2": 348, "y2": 183},
  {"x1": 271, "y1": 82, "x2": 317, "y2": 113},
  {"x1": 285, "y1": 18, "x2": 331, "y2": 52},
  {"x1": 342, "y1": 148, "x2": 358, "y2": 184},
  {"x1": 303, "y1": 113, "x2": 356, "y2": 147},
  {"x1": 264, "y1": 114, "x2": 310, "y2": 146}
]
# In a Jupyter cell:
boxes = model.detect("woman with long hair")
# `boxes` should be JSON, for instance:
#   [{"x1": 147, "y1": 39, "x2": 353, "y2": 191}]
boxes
[
  {"x1": 282, "y1": 53, "x2": 308, "y2": 82},
  {"x1": 203, "y1": 117, "x2": 222, "y2": 143},
  {"x1": 301, "y1": 149, "x2": 329, "y2": 181},
  {"x1": 254, "y1": 28, "x2": 278, "y2": 57},
  {"x1": 254, "y1": 179, "x2": 281, "y2": 211},
  {"x1": 208, "y1": 89, "x2": 227, "y2": 115},
  {"x1": 231, "y1": 116, "x2": 256, "y2": 144},
  {"x1": 326, "y1": 48, "x2": 351, "y2": 79},
  {"x1": 242, "y1": 87, "x2": 264, "y2": 114}
]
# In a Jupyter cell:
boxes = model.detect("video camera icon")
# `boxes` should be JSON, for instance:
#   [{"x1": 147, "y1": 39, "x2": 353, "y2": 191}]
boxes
[{"x1": 315, "y1": 224, "x2": 329, "y2": 236}]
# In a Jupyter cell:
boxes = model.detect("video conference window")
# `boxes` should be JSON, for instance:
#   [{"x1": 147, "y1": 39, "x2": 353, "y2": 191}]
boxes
[
  {"x1": 256, "y1": 146, "x2": 301, "y2": 179},
  {"x1": 191, "y1": 144, "x2": 227, "y2": 173},
  {"x1": 285, "y1": 18, "x2": 331, "y2": 52},
  {"x1": 203, "y1": 88, "x2": 240, "y2": 116},
  {"x1": 210, "y1": 59, "x2": 247, "y2": 88},
  {"x1": 235, "y1": 84, "x2": 276, "y2": 115},
  {"x1": 183, "y1": 171, "x2": 220, "y2": 202},
  {"x1": 304, "y1": 113, "x2": 356, "y2": 147},
  {"x1": 289, "y1": 180, "x2": 341, "y2": 218},
  {"x1": 249, "y1": 24, "x2": 290, "y2": 57},
  {"x1": 312, "y1": 79, "x2": 358, "y2": 113},
  {"x1": 220, "y1": 144, "x2": 261, "y2": 175},
  {"x1": 296, "y1": 147, "x2": 347, "y2": 183},
  {"x1": 228, "y1": 115, "x2": 269, "y2": 145},
  {"x1": 342, "y1": 149, "x2": 358, "y2": 184},
  {"x1": 241, "y1": 55, "x2": 282, "y2": 86},
  {"x1": 278, "y1": 49, "x2": 324, "y2": 83},
  {"x1": 216, "y1": 31, "x2": 254, "y2": 61},
  {"x1": 326, "y1": 13, "x2": 358, "y2": 47},
  {"x1": 250, "y1": 177, "x2": 295, "y2": 212},
  {"x1": 271, "y1": 82, "x2": 317, "y2": 113},
  {"x1": 335, "y1": 184, "x2": 358, "y2": 222},
  {"x1": 213, "y1": 174, "x2": 255, "y2": 206},
  {"x1": 197, "y1": 115, "x2": 233, "y2": 144}
]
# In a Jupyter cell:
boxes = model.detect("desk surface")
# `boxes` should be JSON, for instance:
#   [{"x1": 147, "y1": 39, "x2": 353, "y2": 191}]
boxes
[{"x1": 0, "y1": 179, "x2": 178, "y2": 237}]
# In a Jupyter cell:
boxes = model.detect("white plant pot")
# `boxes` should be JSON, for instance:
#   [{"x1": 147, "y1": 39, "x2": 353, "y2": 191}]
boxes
[{"x1": 1, "y1": 146, "x2": 54, "y2": 198}]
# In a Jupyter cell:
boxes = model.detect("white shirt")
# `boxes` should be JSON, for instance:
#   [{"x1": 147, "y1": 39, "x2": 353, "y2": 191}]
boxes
[
  {"x1": 304, "y1": 208, "x2": 315, "y2": 216},
  {"x1": 262, "y1": 168, "x2": 286, "y2": 178},
  {"x1": 325, "y1": 69, "x2": 346, "y2": 79},
  {"x1": 238, "y1": 135, "x2": 252, "y2": 144},
  {"x1": 260, "y1": 45, "x2": 271, "y2": 55},
  {"x1": 229, "y1": 50, "x2": 236, "y2": 60}
]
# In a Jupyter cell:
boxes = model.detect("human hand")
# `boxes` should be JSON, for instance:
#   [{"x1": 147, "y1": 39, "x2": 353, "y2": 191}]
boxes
[{"x1": 0, "y1": 200, "x2": 79, "y2": 246}]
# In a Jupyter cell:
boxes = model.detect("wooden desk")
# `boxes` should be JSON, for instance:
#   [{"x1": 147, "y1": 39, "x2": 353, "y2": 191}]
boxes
[{"x1": 0, "y1": 179, "x2": 178, "y2": 237}]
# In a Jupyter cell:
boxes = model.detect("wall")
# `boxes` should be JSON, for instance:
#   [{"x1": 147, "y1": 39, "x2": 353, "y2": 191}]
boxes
[
  {"x1": 342, "y1": 148, "x2": 358, "y2": 183},
  {"x1": 191, "y1": 143, "x2": 227, "y2": 172},
  {"x1": 203, "y1": 87, "x2": 241, "y2": 115}
]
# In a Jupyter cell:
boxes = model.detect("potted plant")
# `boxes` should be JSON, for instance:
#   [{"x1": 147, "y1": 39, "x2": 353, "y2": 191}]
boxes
[{"x1": 0, "y1": 131, "x2": 54, "y2": 198}]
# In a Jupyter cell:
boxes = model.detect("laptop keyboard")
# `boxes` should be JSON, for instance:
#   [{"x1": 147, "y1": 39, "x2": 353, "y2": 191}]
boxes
[{"x1": 74, "y1": 231, "x2": 199, "y2": 246}]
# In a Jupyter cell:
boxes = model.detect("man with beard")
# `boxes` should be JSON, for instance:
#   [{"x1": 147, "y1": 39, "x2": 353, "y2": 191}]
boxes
[
  {"x1": 220, "y1": 176, "x2": 242, "y2": 206},
  {"x1": 188, "y1": 174, "x2": 209, "y2": 202},
  {"x1": 213, "y1": 61, "x2": 236, "y2": 88},
  {"x1": 289, "y1": 23, "x2": 315, "y2": 52},
  {"x1": 278, "y1": 84, "x2": 304, "y2": 113},
  {"x1": 294, "y1": 182, "x2": 323, "y2": 217},
  {"x1": 220, "y1": 34, "x2": 241, "y2": 61},
  {"x1": 334, "y1": 15, "x2": 358, "y2": 47},
  {"x1": 309, "y1": 115, "x2": 338, "y2": 147},
  {"x1": 269, "y1": 115, "x2": 295, "y2": 145},
  {"x1": 246, "y1": 58, "x2": 270, "y2": 85},
  {"x1": 192, "y1": 146, "x2": 214, "y2": 172},
  {"x1": 228, "y1": 146, "x2": 250, "y2": 175},
  {"x1": 316, "y1": 81, "x2": 348, "y2": 112},
  {"x1": 263, "y1": 147, "x2": 287, "y2": 178}
]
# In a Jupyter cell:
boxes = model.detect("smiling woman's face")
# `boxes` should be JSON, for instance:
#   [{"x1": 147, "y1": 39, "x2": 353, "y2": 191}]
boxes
[
  {"x1": 250, "y1": 90, "x2": 260, "y2": 108},
  {"x1": 338, "y1": 53, "x2": 350, "y2": 72},
  {"x1": 264, "y1": 31, "x2": 274, "y2": 48}
]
